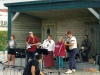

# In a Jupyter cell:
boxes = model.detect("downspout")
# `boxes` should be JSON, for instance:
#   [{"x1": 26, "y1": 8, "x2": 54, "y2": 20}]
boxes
[{"x1": 88, "y1": 8, "x2": 99, "y2": 19}]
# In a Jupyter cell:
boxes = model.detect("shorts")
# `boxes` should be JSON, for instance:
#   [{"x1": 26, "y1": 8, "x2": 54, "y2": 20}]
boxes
[{"x1": 8, "y1": 48, "x2": 16, "y2": 55}]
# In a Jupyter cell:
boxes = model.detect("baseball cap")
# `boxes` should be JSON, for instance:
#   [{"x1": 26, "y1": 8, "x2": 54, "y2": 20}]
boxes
[
  {"x1": 29, "y1": 31, "x2": 33, "y2": 34},
  {"x1": 66, "y1": 31, "x2": 71, "y2": 35}
]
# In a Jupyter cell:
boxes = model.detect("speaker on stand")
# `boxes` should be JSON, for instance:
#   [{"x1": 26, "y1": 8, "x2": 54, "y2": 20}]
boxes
[{"x1": 14, "y1": 48, "x2": 26, "y2": 71}]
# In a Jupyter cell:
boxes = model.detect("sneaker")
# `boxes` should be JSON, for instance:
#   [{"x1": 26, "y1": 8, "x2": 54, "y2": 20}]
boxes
[
  {"x1": 3, "y1": 66, "x2": 9, "y2": 70},
  {"x1": 12, "y1": 66, "x2": 15, "y2": 68},
  {"x1": 65, "y1": 69, "x2": 72, "y2": 74},
  {"x1": 59, "y1": 68, "x2": 62, "y2": 70},
  {"x1": 72, "y1": 69, "x2": 76, "y2": 72}
]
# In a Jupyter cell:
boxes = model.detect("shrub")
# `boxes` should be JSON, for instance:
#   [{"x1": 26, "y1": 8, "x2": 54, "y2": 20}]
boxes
[{"x1": 0, "y1": 31, "x2": 7, "y2": 51}]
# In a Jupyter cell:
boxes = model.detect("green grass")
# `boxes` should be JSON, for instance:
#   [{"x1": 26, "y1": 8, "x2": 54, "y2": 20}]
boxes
[{"x1": 0, "y1": 31, "x2": 7, "y2": 51}]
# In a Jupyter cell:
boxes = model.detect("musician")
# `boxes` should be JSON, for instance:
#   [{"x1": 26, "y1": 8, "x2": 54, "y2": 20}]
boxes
[
  {"x1": 42, "y1": 34, "x2": 55, "y2": 69},
  {"x1": 23, "y1": 54, "x2": 44, "y2": 75},
  {"x1": 81, "y1": 35, "x2": 91, "y2": 62},
  {"x1": 6, "y1": 35, "x2": 17, "y2": 68},
  {"x1": 26, "y1": 31, "x2": 40, "y2": 63},
  {"x1": 65, "y1": 31, "x2": 77, "y2": 74},
  {"x1": 54, "y1": 37, "x2": 66, "y2": 69}
]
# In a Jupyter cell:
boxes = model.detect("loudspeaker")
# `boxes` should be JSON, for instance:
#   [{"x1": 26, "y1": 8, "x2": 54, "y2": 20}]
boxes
[{"x1": 15, "y1": 48, "x2": 26, "y2": 58}]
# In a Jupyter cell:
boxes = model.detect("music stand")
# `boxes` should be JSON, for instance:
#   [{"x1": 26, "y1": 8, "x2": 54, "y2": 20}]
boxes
[
  {"x1": 15, "y1": 48, "x2": 26, "y2": 71},
  {"x1": 36, "y1": 48, "x2": 49, "y2": 69},
  {"x1": 36, "y1": 48, "x2": 49, "y2": 55}
]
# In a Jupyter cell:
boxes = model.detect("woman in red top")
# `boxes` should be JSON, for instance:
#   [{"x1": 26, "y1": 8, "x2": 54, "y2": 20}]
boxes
[
  {"x1": 54, "y1": 37, "x2": 66, "y2": 69},
  {"x1": 26, "y1": 31, "x2": 39, "y2": 63}
]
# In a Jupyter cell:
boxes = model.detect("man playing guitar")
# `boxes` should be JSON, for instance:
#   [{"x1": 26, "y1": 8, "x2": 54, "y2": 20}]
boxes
[{"x1": 26, "y1": 31, "x2": 40, "y2": 63}]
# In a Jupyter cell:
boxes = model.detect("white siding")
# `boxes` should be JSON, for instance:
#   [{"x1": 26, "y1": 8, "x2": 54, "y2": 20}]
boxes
[{"x1": 12, "y1": 13, "x2": 42, "y2": 48}]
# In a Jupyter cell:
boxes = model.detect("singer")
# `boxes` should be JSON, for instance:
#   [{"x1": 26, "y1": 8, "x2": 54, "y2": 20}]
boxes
[
  {"x1": 6, "y1": 35, "x2": 17, "y2": 68},
  {"x1": 42, "y1": 34, "x2": 55, "y2": 69}
]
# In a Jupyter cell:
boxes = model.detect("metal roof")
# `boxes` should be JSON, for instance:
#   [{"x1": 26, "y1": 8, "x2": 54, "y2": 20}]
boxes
[
  {"x1": 4, "y1": 0, "x2": 100, "y2": 7},
  {"x1": 4, "y1": 0, "x2": 72, "y2": 7}
]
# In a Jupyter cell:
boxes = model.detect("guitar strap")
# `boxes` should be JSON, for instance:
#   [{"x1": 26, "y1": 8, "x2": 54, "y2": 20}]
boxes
[
  {"x1": 68, "y1": 36, "x2": 73, "y2": 43},
  {"x1": 27, "y1": 37, "x2": 35, "y2": 44},
  {"x1": 27, "y1": 37, "x2": 30, "y2": 44},
  {"x1": 33, "y1": 37, "x2": 35, "y2": 44}
]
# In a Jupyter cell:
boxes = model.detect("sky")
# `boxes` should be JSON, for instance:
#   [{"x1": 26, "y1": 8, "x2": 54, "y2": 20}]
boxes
[{"x1": 0, "y1": 0, "x2": 39, "y2": 9}]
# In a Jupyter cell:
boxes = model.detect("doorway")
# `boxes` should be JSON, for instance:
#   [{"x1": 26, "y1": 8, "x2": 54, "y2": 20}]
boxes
[{"x1": 42, "y1": 25, "x2": 56, "y2": 42}]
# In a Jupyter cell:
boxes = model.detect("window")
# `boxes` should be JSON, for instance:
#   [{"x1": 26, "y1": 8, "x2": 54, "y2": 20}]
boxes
[
  {"x1": 1, "y1": 21, "x2": 3, "y2": 26},
  {"x1": 4, "y1": 21, "x2": 7, "y2": 25},
  {"x1": 0, "y1": 21, "x2": 1, "y2": 26}
]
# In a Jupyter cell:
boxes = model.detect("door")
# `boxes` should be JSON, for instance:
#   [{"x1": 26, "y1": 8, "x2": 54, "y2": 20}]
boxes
[{"x1": 42, "y1": 25, "x2": 55, "y2": 42}]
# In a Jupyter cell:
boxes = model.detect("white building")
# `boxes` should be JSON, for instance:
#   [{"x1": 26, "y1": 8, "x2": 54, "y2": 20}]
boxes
[{"x1": 0, "y1": 9, "x2": 8, "y2": 27}]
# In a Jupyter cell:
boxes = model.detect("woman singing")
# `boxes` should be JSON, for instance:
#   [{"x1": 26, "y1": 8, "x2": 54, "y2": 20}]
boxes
[
  {"x1": 6, "y1": 35, "x2": 17, "y2": 68},
  {"x1": 54, "y1": 37, "x2": 66, "y2": 69},
  {"x1": 42, "y1": 35, "x2": 55, "y2": 69}
]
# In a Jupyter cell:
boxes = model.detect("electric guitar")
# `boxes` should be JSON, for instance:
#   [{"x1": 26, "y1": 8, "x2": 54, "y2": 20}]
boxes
[
  {"x1": 26, "y1": 43, "x2": 41, "y2": 49},
  {"x1": 81, "y1": 46, "x2": 89, "y2": 51},
  {"x1": 26, "y1": 44, "x2": 32, "y2": 49}
]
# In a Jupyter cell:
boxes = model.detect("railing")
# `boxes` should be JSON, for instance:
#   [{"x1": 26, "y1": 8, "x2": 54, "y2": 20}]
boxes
[{"x1": 0, "y1": 68, "x2": 23, "y2": 75}]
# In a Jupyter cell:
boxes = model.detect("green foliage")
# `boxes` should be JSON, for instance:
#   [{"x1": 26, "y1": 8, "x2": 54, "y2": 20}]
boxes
[{"x1": 0, "y1": 31, "x2": 7, "y2": 51}]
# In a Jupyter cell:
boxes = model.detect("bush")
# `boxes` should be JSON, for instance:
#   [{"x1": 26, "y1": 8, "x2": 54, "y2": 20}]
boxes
[{"x1": 0, "y1": 31, "x2": 7, "y2": 51}]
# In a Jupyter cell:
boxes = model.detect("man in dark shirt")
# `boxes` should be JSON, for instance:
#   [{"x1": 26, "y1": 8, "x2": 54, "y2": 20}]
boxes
[
  {"x1": 23, "y1": 54, "x2": 44, "y2": 75},
  {"x1": 26, "y1": 31, "x2": 40, "y2": 63},
  {"x1": 81, "y1": 35, "x2": 91, "y2": 62}
]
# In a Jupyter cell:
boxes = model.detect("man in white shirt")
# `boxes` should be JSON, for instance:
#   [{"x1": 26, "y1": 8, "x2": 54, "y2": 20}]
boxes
[{"x1": 65, "y1": 31, "x2": 77, "y2": 74}]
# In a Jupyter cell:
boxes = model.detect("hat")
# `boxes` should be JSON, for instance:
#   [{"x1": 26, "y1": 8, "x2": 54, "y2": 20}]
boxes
[
  {"x1": 66, "y1": 31, "x2": 71, "y2": 35},
  {"x1": 29, "y1": 31, "x2": 33, "y2": 34}
]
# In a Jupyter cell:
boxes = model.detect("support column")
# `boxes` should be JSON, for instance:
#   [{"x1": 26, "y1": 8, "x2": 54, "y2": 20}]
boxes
[
  {"x1": 99, "y1": 7, "x2": 100, "y2": 71},
  {"x1": 8, "y1": 7, "x2": 11, "y2": 40}
]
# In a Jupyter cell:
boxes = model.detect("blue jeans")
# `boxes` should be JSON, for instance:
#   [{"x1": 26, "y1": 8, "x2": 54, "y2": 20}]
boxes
[
  {"x1": 69, "y1": 48, "x2": 76, "y2": 70},
  {"x1": 81, "y1": 49, "x2": 90, "y2": 61},
  {"x1": 27, "y1": 51, "x2": 36, "y2": 63},
  {"x1": 56, "y1": 56, "x2": 63, "y2": 69}
]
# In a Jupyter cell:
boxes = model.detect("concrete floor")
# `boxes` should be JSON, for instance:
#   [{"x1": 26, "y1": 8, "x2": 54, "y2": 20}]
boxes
[
  {"x1": 0, "y1": 67, "x2": 100, "y2": 75},
  {"x1": 0, "y1": 52, "x2": 100, "y2": 75},
  {"x1": 0, "y1": 27, "x2": 7, "y2": 31}
]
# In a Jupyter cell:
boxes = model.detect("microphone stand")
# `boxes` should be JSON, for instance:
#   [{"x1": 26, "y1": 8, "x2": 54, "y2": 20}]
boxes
[
  {"x1": 58, "y1": 50, "x2": 61, "y2": 75},
  {"x1": 57, "y1": 44, "x2": 62, "y2": 75},
  {"x1": 14, "y1": 48, "x2": 26, "y2": 71},
  {"x1": 36, "y1": 45, "x2": 49, "y2": 72}
]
